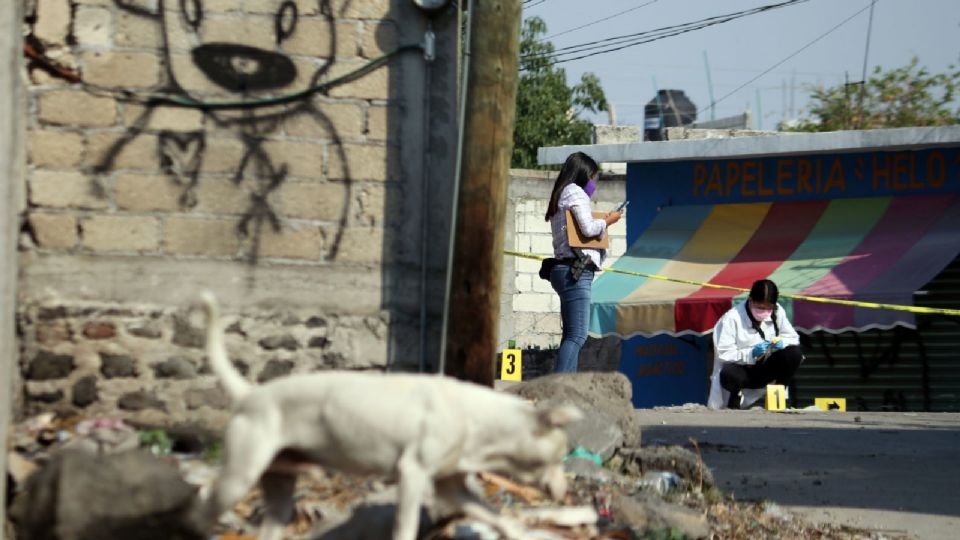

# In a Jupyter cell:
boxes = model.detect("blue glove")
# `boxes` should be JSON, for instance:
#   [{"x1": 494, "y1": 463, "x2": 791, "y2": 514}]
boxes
[
  {"x1": 772, "y1": 339, "x2": 786, "y2": 351},
  {"x1": 751, "y1": 341, "x2": 771, "y2": 359}
]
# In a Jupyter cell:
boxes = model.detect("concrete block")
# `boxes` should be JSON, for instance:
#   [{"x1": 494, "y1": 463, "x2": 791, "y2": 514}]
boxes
[
  {"x1": 532, "y1": 277, "x2": 554, "y2": 294},
  {"x1": 29, "y1": 170, "x2": 108, "y2": 210},
  {"x1": 333, "y1": 0, "x2": 391, "y2": 20},
  {"x1": 164, "y1": 217, "x2": 241, "y2": 257},
  {"x1": 34, "y1": 0, "x2": 71, "y2": 44},
  {"x1": 74, "y1": 6, "x2": 112, "y2": 47},
  {"x1": 514, "y1": 274, "x2": 532, "y2": 293},
  {"x1": 327, "y1": 143, "x2": 390, "y2": 181},
  {"x1": 29, "y1": 213, "x2": 78, "y2": 249},
  {"x1": 336, "y1": 226, "x2": 384, "y2": 264},
  {"x1": 279, "y1": 18, "x2": 334, "y2": 58},
  {"x1": 38, "y1": 90, "x2": 117, "y2": 128},
  {"x1": 361, "y1": 21, "x2": 398, "y2": 58},
  {"x1": 29, "y1": 130, "x2": 84, "y2": 168},
  {"x1": 115, "y1": 9, "x2": 161, "y2": 48},
  {"x1": 123, "y1": 105, "x2": 205, "y2": 132},
  {"x1": 258, "y1": 223, "x2": 324, "y2": 260},
  {"x1": 261, "y1": 139, "x2": 324, "y2": 179},
  {"x1": 516, "y1": 257, "x2": 540, "y2": 274},
  {"x1": 284, "y1": 102, "x2": 364, "y2": 140},
  {"x1": 194, "y1": 178, "x2": 249, "y2": 215},
  {"x1": 276, "y1": 181, "x2": 348, "y2": 221},
  {"x1": 513, "y1": 293, "x2": 553, "y2": 313},
  {"x1": 81, "y1": 51, "x2": 162, "y2": 88},
  {"x1": 81, "y1": 215, "x2": 160, "y2": 252},
  {"x1": 85, "y1": 132, "x2": 160, "y2": 170},
  {"x1": 530, "y1": 234, "x2": 554, "y2": 255},
  {"x1": 115, "y1": 173, "x2": 183, "y2": 211},
  {"x1": 325, "y1": 62, "x2": 389, "y2": 100}
]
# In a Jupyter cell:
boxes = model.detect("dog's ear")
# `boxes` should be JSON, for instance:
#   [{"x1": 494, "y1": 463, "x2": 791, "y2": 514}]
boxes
[{"x1": 537, "y1": 403, "x2": 583, "y2": 427}]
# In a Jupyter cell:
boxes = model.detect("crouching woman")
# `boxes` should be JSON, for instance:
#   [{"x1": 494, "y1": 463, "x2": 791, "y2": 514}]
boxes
[{"x1": 708, "y1": 279, "x2": 804, "y2": 410}]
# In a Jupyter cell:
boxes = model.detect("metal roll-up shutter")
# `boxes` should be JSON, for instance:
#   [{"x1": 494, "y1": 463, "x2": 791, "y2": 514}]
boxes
[{"x1": 792, "y1": 257, "x2": 960, "y2": 412}]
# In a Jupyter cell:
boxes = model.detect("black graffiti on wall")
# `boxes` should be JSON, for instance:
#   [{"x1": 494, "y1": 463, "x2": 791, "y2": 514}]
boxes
[{"x1": 96, "y1": 0, "x2": 358, "y2": 261}]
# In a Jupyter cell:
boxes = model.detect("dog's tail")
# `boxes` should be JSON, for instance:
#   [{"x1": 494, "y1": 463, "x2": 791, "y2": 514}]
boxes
[{"x1": 200, "y1": 291, "x2": 252, "y2": 403}]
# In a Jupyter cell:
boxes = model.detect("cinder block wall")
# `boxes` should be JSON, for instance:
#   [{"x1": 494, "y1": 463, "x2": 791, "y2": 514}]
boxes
[
  {"x1": 499, "y1": 169, "x2": 626, "y2": 351},
  {"x1": 17, "y1": 0, "x2": 458, "y2": 426}
]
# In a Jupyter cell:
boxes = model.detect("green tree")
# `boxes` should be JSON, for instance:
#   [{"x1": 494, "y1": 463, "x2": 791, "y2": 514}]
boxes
[
  {"x1": 512, "y1": 17, "x2": 607, "y2": 169},
  {"x1": 786, "y1": 57, "x2": 960, "y2": 132}
]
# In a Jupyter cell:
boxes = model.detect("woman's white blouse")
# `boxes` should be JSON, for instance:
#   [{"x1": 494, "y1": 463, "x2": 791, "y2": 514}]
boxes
[
  {"x1": 550, "y1": 183, "x2": 607, "y2": 269},
  {"x1": 713, "y1": 301, "x2": 800, "y2": 366}
]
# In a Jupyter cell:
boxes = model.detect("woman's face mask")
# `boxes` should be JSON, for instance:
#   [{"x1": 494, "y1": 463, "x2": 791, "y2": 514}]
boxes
[
  {"x1": 583, "y1": 178, "x2": 597, "y2": 197},
  {"x1": 749, "y1": 301, "x2": 774, "y2": 321}
]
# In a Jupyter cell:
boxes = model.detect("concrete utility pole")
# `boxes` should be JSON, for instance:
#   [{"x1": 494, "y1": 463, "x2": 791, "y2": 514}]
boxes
[
  {"x1": 1, "y1": 0, "x2": 24, "y2": 531},
  {"x1": 442, "y1": 0, "x2": 522, "y2": 385}
]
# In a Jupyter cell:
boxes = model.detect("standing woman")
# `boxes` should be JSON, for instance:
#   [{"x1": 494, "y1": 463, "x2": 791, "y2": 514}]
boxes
[
  {"x1": 709, "y1": 279, "x2": 804, "y2": 409},
  {"x1": 544, "y1": 152, "x2": 622, "y2": 373}
]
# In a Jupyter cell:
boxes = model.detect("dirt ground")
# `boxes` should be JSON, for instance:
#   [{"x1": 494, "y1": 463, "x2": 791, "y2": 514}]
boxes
[{"x1": 635, "y1": 407, "x2": 960, "y2": 540}]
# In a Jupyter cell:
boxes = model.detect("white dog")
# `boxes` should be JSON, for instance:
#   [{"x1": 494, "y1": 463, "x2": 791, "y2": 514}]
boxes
[{"x1": 198, "y1": 293, "x2": 581, "y2": 540}]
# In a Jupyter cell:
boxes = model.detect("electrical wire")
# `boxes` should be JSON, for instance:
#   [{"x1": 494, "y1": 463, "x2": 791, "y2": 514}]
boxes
[
  {"x1": 698, "y1": 1, "x2": 874, "y2": 117},
  {"x1": 542, "y1": 0, "x2": 659, "y2": 41},
  {"x1": 522, "y1": 0, "x2": 808, "y2": 65}
]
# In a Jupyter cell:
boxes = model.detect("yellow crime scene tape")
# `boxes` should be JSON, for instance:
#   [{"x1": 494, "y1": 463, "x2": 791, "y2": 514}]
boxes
[{"x1": 502, "y1": 249, "x2": 960, "y2": 317}]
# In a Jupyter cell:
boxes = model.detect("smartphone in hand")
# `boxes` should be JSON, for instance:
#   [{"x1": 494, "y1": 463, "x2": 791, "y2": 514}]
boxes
[{"x1": 615, "y1": 200, "x2": 630, "y2": 212}]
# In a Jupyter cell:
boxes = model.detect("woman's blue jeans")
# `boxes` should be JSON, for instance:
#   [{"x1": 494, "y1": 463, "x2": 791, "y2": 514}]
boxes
[{"x1": 549, "y1": 263, "x2": 594, "y2": 373}]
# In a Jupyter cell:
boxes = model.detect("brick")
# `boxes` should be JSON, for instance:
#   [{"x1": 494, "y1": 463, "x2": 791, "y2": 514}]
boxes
[
  {"x1": 284, "y1": 102, "x2": 364, "y2": 140},
  {"x1": 81, "y1": 51, "x2": 162, "y2": 88},
  {"x1": 28, "y1": 212, "x2": 78, "y2": 249},
  {"x1": 164, "y1": 217, "x2": 241, "y2": 257},
  {"x1": 29, "y1": 130, "x2": 84, "y2": 168},
  {"x1": 327, "y1": 144, "x2": 390, "y2": 181},
  {"x1": 164, "y1": 53, "x2": 224, "y2": 96},
  {"x1": 262, "y1": 139, "x2": 324, "y2": 179},
  {"x1": 194, "y1": 178, "x2": 252, "y2": 215},
  {"x1": 352, "y1": 184, "x2": 386, "y2": 226},
  {"x1": 325, "y1": 62, "x2": 390, "y2": 100},
  {"x1": 361, "y1": 21, "x2": 398, "y2": 58},
  {"x1": 74, "y1": 6, "x2": 112, "y2": 47},
  {"x1": 199, "y1": 135, "x2": 246, "y2": 174},
  {"x1": 115, "y1": 173, "x2": 183, "y2": 211},
  {"x1": 258, "y1": 223, "x2": 324, "y2": 260},
  {"x1": 38, "y1": 90, "x2": 116, "y2": 128},
  {"x1": 123, "y1": 105, "x2": 205, "y2": 131},
  {"x1": 82, "y1": 215, "x2": 160, "y2": 252},
  {"x1": 200, "y1": 0, "x2": 244, "y2": 13},
  {"x1": 30, "y1": 170, "x2": 108, "y2": 210},
  {"x1": 515, "y1": 274, "x2": 532, "y2": 293},
  {"x1": 277, "y1": 181, "x2": 348, "y2": 220},
  {"x1": 334, "y1": 226, "x2": 383, "y2": 264},
  {"x1": 532, "y1": 277, "x2": 554, "y2": 294},
  {"x1": 115, "y1": 9, "x2": 161, "y2": 48},
  {"x1": 335, "y1": 22, "x2": 361, "y2": 59},
  {"x1": 34, "y1": 0, "x2": 71, "y2": 44},
  {"x1": 86, "y1": 132, "x2": 160, "y2": 170}
]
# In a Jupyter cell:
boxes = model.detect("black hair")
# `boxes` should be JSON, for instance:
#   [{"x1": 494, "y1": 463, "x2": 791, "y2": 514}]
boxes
[
  {"x1": 544, "y1": 151, "x2": 599, "y2": 221},
  {"x1": 745, "y1": 279, "x2": 779, "y2": 339}
]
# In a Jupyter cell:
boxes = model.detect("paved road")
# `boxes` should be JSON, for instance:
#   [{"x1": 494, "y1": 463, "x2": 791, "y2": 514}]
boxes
[{"x1": 635, "y1": 408, "x2": 960, "y2": 540}]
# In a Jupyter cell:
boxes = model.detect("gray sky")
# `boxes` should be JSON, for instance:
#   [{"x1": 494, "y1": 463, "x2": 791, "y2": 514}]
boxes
[{"x1": 523, "y1": 0, "x2": 960, "y2": 130}]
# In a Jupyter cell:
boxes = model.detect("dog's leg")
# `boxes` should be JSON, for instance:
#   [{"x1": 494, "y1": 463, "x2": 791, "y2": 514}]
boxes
[
  {"x1": 435, "y1": 475, "x2": 529, "y2": 540},
  {"x1": 258, "y1": 471, "x2": 297, "y2": 540},
  {"x1": 203, "y1": 420, "x2": 278, "y2": 527},
  {"x1": 393, "y1": 449, "x2": 430, "y2": 540}
]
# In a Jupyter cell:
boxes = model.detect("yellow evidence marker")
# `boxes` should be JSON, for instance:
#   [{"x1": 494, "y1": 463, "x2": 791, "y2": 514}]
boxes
[
  {"x1": 765, "y1": 384, "x2": 787, "y2": 411},
  {"x1": 500, "y1": 348, "x2": 522, "y2": 381},
  {"x1": 814, "y1": 397, "x2": 847, "y2": 411}
]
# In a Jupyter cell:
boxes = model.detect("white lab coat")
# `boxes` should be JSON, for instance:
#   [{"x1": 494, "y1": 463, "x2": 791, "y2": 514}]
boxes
[{"x1": 708, "y1": 301, "x2": 800, "y2": 409}]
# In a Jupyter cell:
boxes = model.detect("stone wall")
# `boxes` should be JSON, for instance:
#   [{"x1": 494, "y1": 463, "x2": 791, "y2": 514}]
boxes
[
  {"x1": 499, "y1": 169, "x2": 626, "y2": 351},
  {"x1": 16, "y1": 0, "x2": 458, "y2": 421}
]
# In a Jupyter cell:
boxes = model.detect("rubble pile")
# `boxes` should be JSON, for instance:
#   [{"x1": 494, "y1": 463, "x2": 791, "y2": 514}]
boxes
[{"x1": 5, "y1": 373, "x2": 911, "y2": 539}]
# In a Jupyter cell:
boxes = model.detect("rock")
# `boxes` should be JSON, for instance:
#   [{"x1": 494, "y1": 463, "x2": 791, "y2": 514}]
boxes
[
  {"x1": 258, "y1": 334, "x2": 299, "y2": 351},
  {"x1": 9, "y1": 449, "x2": 205, "y2": 540},
  {"x1": 610, "y1": 492, "x2": 709, "y2": 539},
  {"x1": 118, "y1": 390, "x2": 166, "y2": 412},
  {"x1": 153, "y1": 357, "x2": 198, "y2": 379},
  {"x1": 185, "y1": 387, "x2": 229, "y2": 410},
  {"x1": 258, "y1": 359, "x2": 294, "y2": 382},
  {"x1": 127, "y1": 321, "x2": 163, "y2": 339},
  {"x1": 82, "y1": 321, "x2": 116, "y2": 339},
  {"x1": 27, "y1": 351, "x2": 75, "y2": 380},
  {"x1": 72, "y1": 375, "x2": 98, "y2": 407},
  {"x1": 618, "y1": 445, "x2": 715, "y2": 490},
  {"x1": 100, "y1": 353, "x2": 138, "y2": 378},
  {"x1": 506, "y1": 372, "x2": 641, "y2": 447},
  {"x1": 172, "y1": 314, "x2": 204, "y2": 348}
]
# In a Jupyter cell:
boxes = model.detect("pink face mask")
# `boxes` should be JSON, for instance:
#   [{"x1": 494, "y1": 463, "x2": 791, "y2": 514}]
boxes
[
  {"x1": 583, "y1": 178, "x2": 597, "y2": 197},
  {"x1": 750, "y1": 306, "x2": 774, "y2": 321}
]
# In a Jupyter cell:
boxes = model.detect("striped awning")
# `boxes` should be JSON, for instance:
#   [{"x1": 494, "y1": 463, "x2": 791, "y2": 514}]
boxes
[{"x1": 590, "y1": 194, "x2": 960, "y2": 337}]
